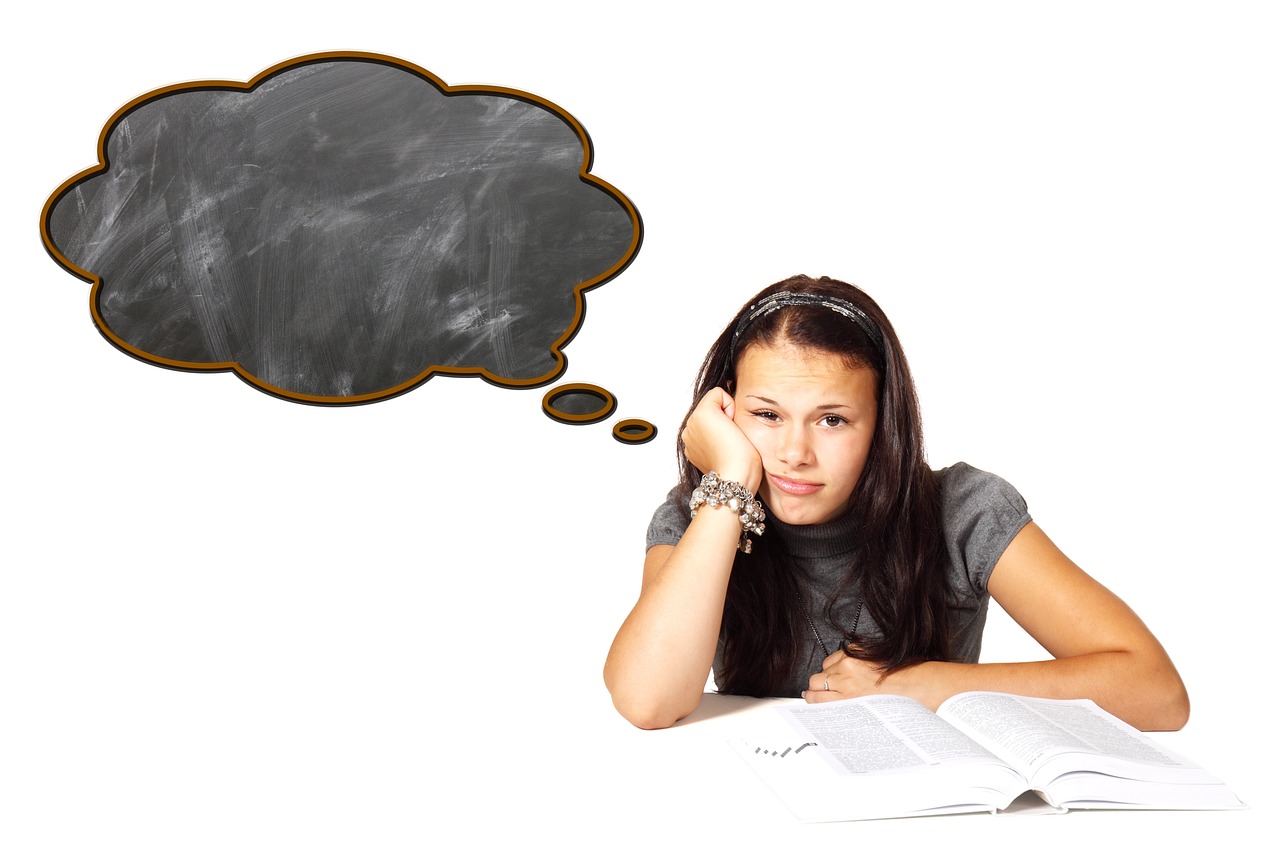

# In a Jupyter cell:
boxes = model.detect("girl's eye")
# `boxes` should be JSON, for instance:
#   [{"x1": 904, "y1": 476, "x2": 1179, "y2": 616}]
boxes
[
  {"x1": 752, "y1": 410, "x2": 779, "y2": 421},
  {"x1": 821, "y1": 415, "x2": 847, "y2": 428}
]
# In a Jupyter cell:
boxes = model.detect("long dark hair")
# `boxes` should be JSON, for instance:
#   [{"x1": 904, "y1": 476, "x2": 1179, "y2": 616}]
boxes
[{"x1": 676, "y1": 275, "x2": 949, "y2": 696}]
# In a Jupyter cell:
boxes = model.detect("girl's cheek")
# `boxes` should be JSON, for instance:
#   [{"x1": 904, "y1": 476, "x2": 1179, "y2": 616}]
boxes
[
  {"x1": 734, "y1": 418, "x2": 761, "y2": 450},
  {"x1": 743, "y1": 428, "x2": 771, "y2": 459}
]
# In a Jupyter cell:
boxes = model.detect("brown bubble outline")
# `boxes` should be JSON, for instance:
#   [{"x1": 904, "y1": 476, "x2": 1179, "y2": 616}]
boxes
[
  {"x1": 541, "y1": 383, "x2": 617, "y2": 425},
  {"x1": 541, "y1": 383, "x2": 657, "y2": 445},
  {"x1": 39, "y1": 50, "x2": 644, "y2": 406},
  {"x1": 611, "y1": 419, "x2": 657, "y2": 445}
]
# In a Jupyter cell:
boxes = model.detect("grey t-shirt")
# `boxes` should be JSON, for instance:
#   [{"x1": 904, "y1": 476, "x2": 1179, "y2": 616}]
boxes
[{"x1": 644, "y1": 462, "x2": 1031, "y2": 696}]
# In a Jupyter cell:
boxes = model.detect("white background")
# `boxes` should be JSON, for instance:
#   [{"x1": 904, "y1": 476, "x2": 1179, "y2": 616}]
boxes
[{"x1": 5, "y1": 2, "x2": 1276, "y2": 849}]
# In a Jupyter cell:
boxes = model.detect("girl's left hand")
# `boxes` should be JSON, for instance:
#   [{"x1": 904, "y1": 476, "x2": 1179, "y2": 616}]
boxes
[{"x1": 803, "y1": 649, "x2": 895, "y2": 703}]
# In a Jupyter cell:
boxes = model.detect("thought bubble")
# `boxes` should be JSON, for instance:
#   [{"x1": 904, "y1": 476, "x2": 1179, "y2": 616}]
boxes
[
  {"x1": 541, "y1": 383, "x2": 617, "y2": 425},
  {"x1": 539, "y1": 383, "x2": 656, "y2": 444},
  {"x1": 611, "y1": 419, "x2": 657, "y2": 445},
  {"x1": 41, "y1": 52, "x2": 642, "y2": 407}
]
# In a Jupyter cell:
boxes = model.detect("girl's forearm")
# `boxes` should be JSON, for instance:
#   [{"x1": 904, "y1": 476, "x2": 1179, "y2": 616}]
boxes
[
  {"x1": 889, "y1": 652, "x2": 1190, "y2": 731},
  {"x1": 603, "y1": 508, "x2": 743, "y2": 729}
]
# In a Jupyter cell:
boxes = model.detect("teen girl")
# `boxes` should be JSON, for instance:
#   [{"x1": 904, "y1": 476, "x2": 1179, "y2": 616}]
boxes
[{"x1": 604, "y1": 275, "x2": 1188, "y2": 731}]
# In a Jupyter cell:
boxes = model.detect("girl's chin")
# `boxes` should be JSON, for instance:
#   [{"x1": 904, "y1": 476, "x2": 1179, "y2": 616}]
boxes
[{"x1": 762, "y1": 494, "x2": 844, "y2": 526}]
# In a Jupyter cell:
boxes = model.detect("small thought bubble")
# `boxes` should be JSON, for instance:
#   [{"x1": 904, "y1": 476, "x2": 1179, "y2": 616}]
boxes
[
  {"x1": 541, "y1": 383, "x2": 617, "y2": 425},
  {"x1": 41, "y1": 52, "x2": 642, "y2": 405},
  {"x1": 612, "y1": 419, "x2": 657, "y2": 445},
  {"x1": 541, "y1": 383, "x2": 657, "y2": 445}
]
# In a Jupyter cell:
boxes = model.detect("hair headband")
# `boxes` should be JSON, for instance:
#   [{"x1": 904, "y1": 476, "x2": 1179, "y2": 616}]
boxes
[{"x1": 727, "y1": 291, "x2": 886, "y2": 364}]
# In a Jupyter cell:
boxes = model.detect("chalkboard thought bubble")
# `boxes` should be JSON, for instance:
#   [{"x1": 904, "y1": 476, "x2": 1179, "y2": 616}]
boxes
[{"x1": 42, "y1": 52, "x2": 642, "y2": 405}]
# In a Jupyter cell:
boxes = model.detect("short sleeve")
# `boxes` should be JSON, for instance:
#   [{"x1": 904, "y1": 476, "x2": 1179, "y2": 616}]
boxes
[
  {"x1": 937, "y1": 463, "x2": 1032, "y2": 596},
  {"x1": 645, "y1": 485, "x2": 692, "y2": 551}
]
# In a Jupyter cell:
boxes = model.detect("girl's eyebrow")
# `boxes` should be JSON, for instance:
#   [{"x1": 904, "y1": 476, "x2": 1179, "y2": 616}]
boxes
[{"x1": 746, "y1": 395, "x2": 854, "y2": 412}]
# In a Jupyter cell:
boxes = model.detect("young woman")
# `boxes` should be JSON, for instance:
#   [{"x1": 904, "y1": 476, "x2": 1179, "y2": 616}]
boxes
[{"x1": 604, "y1": 275, "x2": 1189, "y2": 732}]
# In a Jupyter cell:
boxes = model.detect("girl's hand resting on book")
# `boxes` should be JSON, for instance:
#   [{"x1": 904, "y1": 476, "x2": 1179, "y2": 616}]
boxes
[{"x1": 803, "y1": 649, "x2": 906, "y2": 703}]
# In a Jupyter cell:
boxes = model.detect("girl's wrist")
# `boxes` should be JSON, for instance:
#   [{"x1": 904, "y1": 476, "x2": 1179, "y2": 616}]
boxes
[
  {"x1": 689, "y1": 471, "x2": 766, "y2": 554},
  {"x1": 709, "y1": 466, "x2": 760, "y2": 493},
  {"x1": 887, "y1": 660, "x2": 950, "y2": 710}
]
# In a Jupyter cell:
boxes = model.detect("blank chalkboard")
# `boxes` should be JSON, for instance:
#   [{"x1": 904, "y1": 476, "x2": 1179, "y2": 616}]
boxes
[{"x1": 42, "y1": 52, "x2": 642, "y2": 403}]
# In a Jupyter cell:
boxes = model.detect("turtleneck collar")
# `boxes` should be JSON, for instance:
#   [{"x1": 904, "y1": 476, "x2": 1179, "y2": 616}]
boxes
[{"x1": 766, "y1": 507, "x2": 859, "y2": 561}]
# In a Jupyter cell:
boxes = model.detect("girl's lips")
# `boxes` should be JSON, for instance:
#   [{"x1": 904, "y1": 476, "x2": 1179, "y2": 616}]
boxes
[{"x1": 767, "y1": 473, "x2": 822, "y2": 496}]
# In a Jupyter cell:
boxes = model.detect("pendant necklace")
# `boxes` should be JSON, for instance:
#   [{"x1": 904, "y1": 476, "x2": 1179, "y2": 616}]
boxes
[{"x1": 801, "y1": 594, "x2": 863, "y2": 659}]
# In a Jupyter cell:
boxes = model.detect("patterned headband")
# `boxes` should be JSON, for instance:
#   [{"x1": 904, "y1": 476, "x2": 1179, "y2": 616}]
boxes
[{"x1": 728, "y1": 291, "x2": 886, "y2": 363}]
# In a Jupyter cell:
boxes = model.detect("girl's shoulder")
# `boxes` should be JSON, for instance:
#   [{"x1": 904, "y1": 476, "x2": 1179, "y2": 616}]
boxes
[
  {"x1": 933, "y1": 462, "x2": 1028, "y2": 519},
  {"x1": 933, "y1": 462, "x2": 1032, "y2": 591}
]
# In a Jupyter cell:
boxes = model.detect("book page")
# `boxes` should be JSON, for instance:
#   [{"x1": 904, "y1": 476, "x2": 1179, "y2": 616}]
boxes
[
  {"x1": 939, "y1": 692, "x2": 1190, "y2": 774},
  {"x1": 781, "y1": 695, "x2": 999, "y2": 775},
  {"x1": 730, "y1": 696, "x2": 1029, "y2": 822},
  {"x1": 936, "y1": 693, "x2": 1245, "y2": 811}
]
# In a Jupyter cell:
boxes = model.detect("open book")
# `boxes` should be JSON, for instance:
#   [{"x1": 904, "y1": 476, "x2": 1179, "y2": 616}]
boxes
[{"x1": 730, "y1": 691, "x2": 1244, "y2": 822}]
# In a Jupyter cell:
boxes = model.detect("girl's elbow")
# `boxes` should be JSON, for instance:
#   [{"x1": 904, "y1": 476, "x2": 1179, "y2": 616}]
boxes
[
  {"x1": 1141, "y1": 664, "x2": 1190, "y2": 731},
  {"x1": 1156, "y1": 679, "x2": 1191, "y2": 731},
  {"x1": 618, "y1": 703, "x2": 683, "y2": 730},
  {"x1": 604, "y1": 672, "x2": 695, "y2": 730},
  {"x1": 609, "y1": 685, "x2": 699, "y2": 729}
]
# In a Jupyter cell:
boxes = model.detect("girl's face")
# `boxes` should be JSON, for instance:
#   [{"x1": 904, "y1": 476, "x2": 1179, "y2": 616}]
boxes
[{"x1": 732, "y1": 341, "x2": 879, "y2": 526}]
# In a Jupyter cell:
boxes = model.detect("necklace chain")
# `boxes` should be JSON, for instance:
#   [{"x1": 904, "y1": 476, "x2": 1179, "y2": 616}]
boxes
[{"x1": 801, "y1": 594, "x2": 863, "y2": 660}]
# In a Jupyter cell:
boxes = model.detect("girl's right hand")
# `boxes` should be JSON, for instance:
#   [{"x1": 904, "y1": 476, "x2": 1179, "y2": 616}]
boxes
[{"x1": 681, "y1": 388, "x2": 763, "y2": 493}]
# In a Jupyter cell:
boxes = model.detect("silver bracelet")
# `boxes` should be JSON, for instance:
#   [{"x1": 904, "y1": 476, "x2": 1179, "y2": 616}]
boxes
[{"x1": 689, "y1": 471, "x2": 766, "y2": 553}]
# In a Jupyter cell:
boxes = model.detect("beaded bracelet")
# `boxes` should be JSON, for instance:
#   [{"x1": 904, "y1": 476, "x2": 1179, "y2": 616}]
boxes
[{"x1": 689, "y1": 471, "x2": 766, "y2": 553}]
